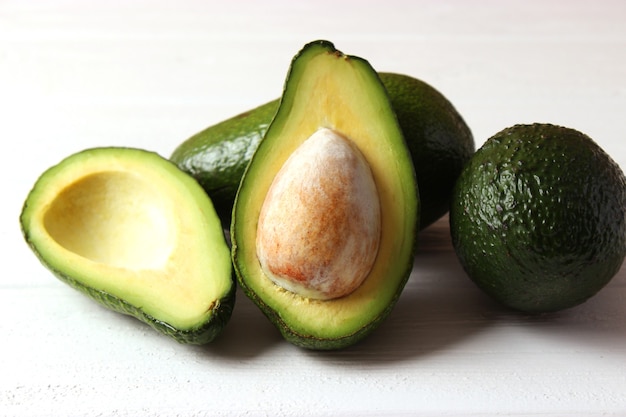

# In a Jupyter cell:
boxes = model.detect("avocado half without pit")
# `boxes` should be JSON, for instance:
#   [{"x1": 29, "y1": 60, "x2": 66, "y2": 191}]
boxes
[
  {"x1": 231, "y1": 40, "x2": 420, "y2": 350},
  {"x1": 20, "y1": 147, "x2": 235, "y2": 344}
]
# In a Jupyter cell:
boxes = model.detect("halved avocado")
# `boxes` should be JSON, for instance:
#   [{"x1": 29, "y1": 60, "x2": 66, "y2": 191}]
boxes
[
  {"x1": 20, "y1": 147, "x2": 234, "y2": 344},
  {"x1": 231, "y1": 40, "x2": 419, "y2": 350}
]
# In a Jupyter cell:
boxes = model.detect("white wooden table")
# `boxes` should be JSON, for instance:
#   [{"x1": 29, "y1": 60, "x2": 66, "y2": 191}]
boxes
[{"x1": 2, "y1": 1, "x2": 625, "y2": 416}]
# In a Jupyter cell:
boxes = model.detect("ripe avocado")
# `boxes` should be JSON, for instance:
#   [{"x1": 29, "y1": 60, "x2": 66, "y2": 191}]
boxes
[
  {"x1": 231, "y1": 40, "x2": 419, "y2": 350},
  {"x1": 450, "y1": 123, "x2": 626, "y2": 313},
  {"x1": 20, "y1": 147, "x2": 235, "y2": 344},
  {"x1": 171, "y1": 73, "x2": 473, "y2": 230}
]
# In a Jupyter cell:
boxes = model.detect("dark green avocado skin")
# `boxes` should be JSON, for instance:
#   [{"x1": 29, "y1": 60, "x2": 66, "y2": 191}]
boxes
[
  {"x1": 450, "y1": 123, "x2": 626, "y2": 313},
  {"x1": 171, "y1": 100, "x2": 278, "y2": 225},
  {"x1": 382, "y1": 73, "x2": 474, "y2": 229}
]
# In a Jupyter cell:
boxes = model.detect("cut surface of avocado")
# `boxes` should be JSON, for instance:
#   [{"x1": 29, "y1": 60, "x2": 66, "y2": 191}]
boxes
[
  {"x1": 21, "y1": 147, "x2": 235, "y2": 344},
  {"x1": 231, "y1": 40, "x2": 419, "y2": 349}
]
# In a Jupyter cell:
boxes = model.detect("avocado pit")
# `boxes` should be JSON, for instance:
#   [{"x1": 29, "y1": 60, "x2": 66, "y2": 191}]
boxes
[{"x1": 256, "y1": 128, "x2": 381, "y2": 300}]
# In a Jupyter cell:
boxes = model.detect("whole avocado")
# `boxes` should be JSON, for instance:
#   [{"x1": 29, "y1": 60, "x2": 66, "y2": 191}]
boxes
[
  {"x1": 450, "y1": 123, "x2": 626, "y2": 313},
  {"x1": 171, "y1": 72, "x2": 474, "y2": 229}
]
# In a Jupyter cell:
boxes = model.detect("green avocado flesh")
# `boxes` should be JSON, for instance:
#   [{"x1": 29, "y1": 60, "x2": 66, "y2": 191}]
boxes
[
  {"x1": 20, "y1": 147, "x2": 235, "y2": 344},
  {"x1": 450, "y1": 124, "x2": 626, "y2": 313},
  {"x1": 171, "y1": 73, "x2": 473, "y2": 230},
  {"x1": 231, "y1": 40, "x2": 419, "y2": 349}
]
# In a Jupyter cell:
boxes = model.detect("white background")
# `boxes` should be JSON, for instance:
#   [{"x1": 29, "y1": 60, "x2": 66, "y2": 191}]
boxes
[{"x1": 1, "y1": 1, "x2": 625, "y2": 416}]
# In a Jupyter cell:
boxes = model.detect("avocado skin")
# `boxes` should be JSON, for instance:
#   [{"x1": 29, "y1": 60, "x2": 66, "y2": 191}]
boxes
[
  {"x1": 450, "y1": 123, "x2": 626, "y2": 313},
  {"x1": 171, "y1": 100, "x2": 278, "y2": 225},
  {"x1": 171, "y1": 73, "x2": 473, "y2": 229},
  {"x1": 382, "y1": 73, "x2": 474, "y2": 228}
]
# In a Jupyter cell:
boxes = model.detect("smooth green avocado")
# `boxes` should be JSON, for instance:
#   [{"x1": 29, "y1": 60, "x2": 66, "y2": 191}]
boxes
[
  {"x1": 231, "y1": 40, "x2": 419, "y2": 349},
  {"x1": 171, "y1": 73, "x2": 473, "y2": 230},
  {"x1": 20, "y1": 147, "x2": 235, "y2": 344},
  {"x1": 450, "y1": 123, "x2": 626, "y2": 313}
]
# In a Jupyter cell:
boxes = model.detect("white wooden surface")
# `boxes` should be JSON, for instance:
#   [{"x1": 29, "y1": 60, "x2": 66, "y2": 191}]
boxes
[{"x1": 2, "y1": 1, "x2": 626, "y2": 416}]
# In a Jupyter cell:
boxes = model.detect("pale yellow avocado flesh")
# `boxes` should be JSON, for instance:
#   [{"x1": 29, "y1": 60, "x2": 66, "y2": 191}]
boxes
[
  {"x1": 45, "y1": 171, "x2": 175, "y2": 270},
  {"x1": 26, "y1": 149, "x2": 232, "y2": 331},
  {"x1": 233, "y1": 47, "x2": 418, "y2": 340}
]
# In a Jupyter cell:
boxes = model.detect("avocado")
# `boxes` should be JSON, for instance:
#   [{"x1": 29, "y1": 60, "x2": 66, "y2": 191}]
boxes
[
  {"x1": 171, "y1": 73, "x2": 473, "y2": 230},
  {"x1": 20, "y1": 147, "x2": 235, "y2": 344},
  {"x1": 231, "y1": 40, "x2": 419, "y2": 349},
  {"x1": 450, "y1": 123, "x2": 626, "y2": 313}
]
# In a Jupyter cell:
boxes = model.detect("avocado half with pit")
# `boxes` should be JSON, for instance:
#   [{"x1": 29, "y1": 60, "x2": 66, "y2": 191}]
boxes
[
  {"x1": 20, "y1": 147, "x2": 235, "y2": 344},
  {"x1": 231, "y1": 40, "x2": 419, "y2": 350}
]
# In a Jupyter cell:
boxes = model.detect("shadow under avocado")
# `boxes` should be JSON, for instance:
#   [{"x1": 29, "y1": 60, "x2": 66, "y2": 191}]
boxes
[
  {"x1": 201, "y1": 287, "x2": 284, "y2": 359},
  {"x1": 202, "y1": 216, "x2": 626, "y2": 362},
  {"x1": 304, "y1": 216, "x2": 500, "y2": 364},
  {"x1": 200, "y1": 216, "x2": 499, "y2": 361}
]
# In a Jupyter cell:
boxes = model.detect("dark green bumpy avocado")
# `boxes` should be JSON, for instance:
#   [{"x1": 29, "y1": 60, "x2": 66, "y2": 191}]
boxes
[{"x1": 450, "y1": 123, "x2": 626, "y2": 313}]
